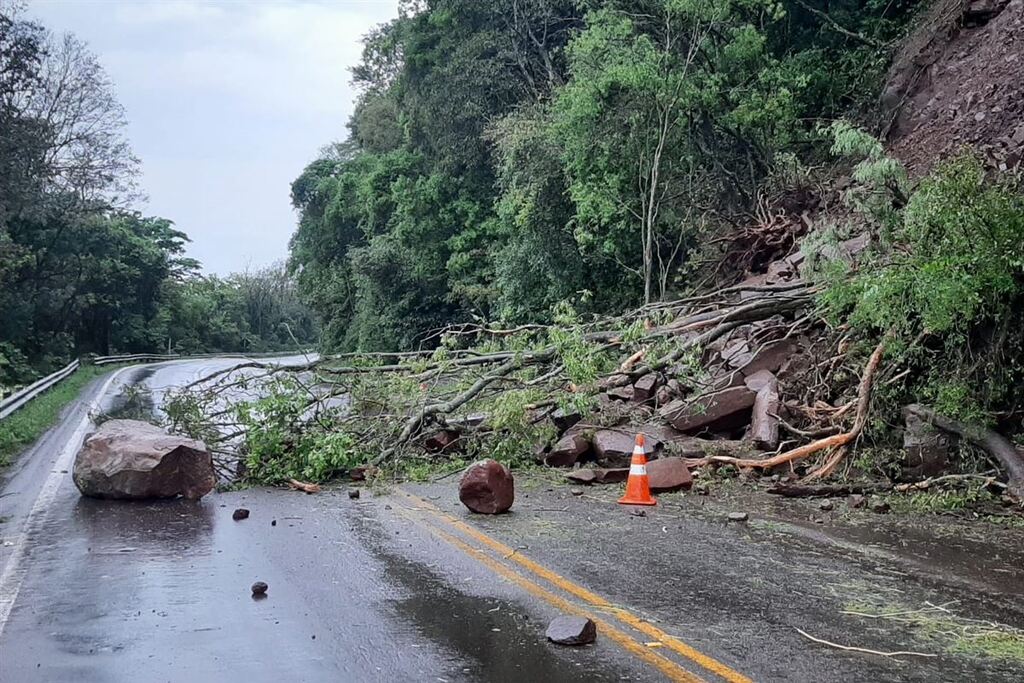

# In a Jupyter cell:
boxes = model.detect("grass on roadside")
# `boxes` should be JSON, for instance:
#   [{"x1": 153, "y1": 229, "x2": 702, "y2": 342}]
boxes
[{"x1": 0, "y1": 364, "x2": 117, "y2": 469}]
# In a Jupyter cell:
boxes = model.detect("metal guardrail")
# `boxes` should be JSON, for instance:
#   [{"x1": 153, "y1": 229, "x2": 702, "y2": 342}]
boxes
[
  {"x1": 0, "y1": 349, "x2": 316, "y2": 422},
  {"x1": 93, "y1": 353, "x2": 181, "y2": 366},
  {"x1": 0, "y1": 359, "x2": 80, "y2": 421}
]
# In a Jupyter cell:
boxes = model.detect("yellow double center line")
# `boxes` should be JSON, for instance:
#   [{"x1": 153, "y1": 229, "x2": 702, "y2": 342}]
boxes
[{"x1": 393, "y1": 488, "x2": 752, "y2": 683}]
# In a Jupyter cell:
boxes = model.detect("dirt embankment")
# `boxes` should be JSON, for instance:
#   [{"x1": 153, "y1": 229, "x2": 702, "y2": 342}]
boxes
[{"x1": 883, "y1": 0, "x2": 1024, "y2": 174}]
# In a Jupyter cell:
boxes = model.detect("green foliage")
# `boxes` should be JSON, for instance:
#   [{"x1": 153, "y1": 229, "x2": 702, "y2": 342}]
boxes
[
  {"x1": 548, "y1": 301, "x2": 613, "y2": 387},
  {"x1": 289, "y1": 0, "x2": 920, "y2": 348},
  {"x1": 235, "y1": 377, "x2": 363, "y2": 485},
  {"x1": 0, "y1": 12, "x2": 317, "y2": 386},
  {"x1": 818, "y1": 128, "x2": 1024, "y2": 424}
]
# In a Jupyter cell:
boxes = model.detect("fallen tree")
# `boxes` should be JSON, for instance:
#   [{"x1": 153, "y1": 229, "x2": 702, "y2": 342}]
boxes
[{"x1": 904, "y1": 405, "x2": 1024, "y2": 500}]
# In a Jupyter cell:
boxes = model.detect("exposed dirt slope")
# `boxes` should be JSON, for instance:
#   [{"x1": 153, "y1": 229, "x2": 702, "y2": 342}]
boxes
[{"x1": 884, "y1": 0, "x2": 1024, "y2": 175}]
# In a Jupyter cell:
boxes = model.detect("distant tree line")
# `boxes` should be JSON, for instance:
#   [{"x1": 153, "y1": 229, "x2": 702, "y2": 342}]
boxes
[
  {"x1": 0, "y1": 9, "x2": 315, "y2": 387},
  {"x1": 289, "y1": 0, "x2": 919, "y2": 352}
]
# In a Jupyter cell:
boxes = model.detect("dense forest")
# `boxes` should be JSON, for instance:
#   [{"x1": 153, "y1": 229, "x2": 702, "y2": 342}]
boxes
[
  {"x1": 0, "y1": 11, "x2": 316, "y2": 388},
  {"x1": 289, "y1": 0, "x2": 919, "y2": 351},
  {"x1": 244, "y1": 0, "x2": 1023, "y2": 491}
]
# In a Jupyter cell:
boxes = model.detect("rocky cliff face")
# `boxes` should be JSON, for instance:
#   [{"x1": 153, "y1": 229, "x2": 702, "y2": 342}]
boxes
[{"x1": 884, "y1": 0, "x2": 1024, "y2": 174}]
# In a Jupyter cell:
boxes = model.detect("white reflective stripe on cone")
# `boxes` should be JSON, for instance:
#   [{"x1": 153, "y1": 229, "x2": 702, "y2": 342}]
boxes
[
  {"x1": 632, "y1": 446, "x2": 644, "y2": 456},
  {"x1": 629, "y1": 464, "x2": 647, "y2": 476}
]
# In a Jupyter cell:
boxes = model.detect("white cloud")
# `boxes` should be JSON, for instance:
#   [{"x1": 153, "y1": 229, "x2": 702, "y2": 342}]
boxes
[{"x1": 28, "y1": 0, "x2": 400, "y2": 273}]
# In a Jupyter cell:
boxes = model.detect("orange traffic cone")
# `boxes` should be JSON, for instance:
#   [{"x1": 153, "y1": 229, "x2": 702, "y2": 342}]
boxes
[{"x1": 618, "y1": 433, "x2": 656, "y2": 506}]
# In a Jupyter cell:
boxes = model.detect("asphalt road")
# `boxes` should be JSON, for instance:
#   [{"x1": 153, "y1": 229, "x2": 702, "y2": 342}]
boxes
[{"x1": 1, "y1": 359, "x2": 1023, "y2": 682}]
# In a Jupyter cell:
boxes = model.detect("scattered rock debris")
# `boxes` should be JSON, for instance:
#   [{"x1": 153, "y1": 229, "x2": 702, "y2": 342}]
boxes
[
  {"x1": 232, "y1": 508, "x2": 250, "y2": 521},
  {"x1": 728, "y1": 512, "x2": 749, "y2": 522},
  {"x1": 348, "y1": 489, "x2": 361, "y2": 499},
  {"x1": 818, "y1": 500, "x2": 834, "y2": 512},
  {"x1": 251, "y1": 581, "x2": 268, "y2": 597},
  {"x1": 546, "y1": 616, "x2": 597, "y2": 645}
]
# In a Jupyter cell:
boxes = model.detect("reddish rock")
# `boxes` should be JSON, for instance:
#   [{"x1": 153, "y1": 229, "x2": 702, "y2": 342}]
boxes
[
  {"x1": 737, "y1": 339, "x2": 798, "y2": 378},
  {"x1": 743, "y1": 369, "x2": 776, "y2": 393},
  {"x1": 72, "y1": 419, "x2": 215, "y2": 500},
  {"x1": 606, "y1": 385, "x2": 635, "y2": 402},
  {"x1": 646, "y1": 457, "x2": 693, "y2": 492},
  {"x1": 459, "y1": 460, "x2": 514, "y2": 514},
  {"x1": 747, "y1": 373, "x2": 780, "y2": 450},
  {"x1": 424, "y1": 430, "x2": 461, "y2": 453},
  {"x1": 545, "y1": 434, "x2": 590, "y2": 467},
  {"x1": 632, "y1": 374, "x2": 660, "y2": 403},
  {"x1": 592, "y1": 430, "x2": 659, "y2": 467},
  {"x1": 721, "y1": 339, "x2": 753, "y2": 368},
  {"x1": 550, "y1": 407, "x2": 582, "y2": 433},
  {"x1": 659, "y1": 387, "x2": 757, "y2": 434},
  {"x1": 566, "y1": 468, "x2": 629, "y2": 485},
  {"x1": 565, "y1": 469, "x2": 597, "y2": 484}
]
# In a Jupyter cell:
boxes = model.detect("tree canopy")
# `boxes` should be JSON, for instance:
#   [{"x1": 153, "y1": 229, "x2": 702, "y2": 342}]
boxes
[
  {"x1": 288, "y1": 0, "x2": 920, "y2": 352},
  {"x1": 0, "y1": 10, "x2": 316, "y2": 387}
]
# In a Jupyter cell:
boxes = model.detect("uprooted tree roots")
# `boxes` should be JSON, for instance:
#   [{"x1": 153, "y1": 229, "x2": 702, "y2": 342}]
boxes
[{"x1": 160, "y1": 280, "x2": 1023, "y2": 502}]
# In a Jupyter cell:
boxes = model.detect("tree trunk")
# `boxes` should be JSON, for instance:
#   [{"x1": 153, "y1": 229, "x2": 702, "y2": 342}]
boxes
[{"x1": 904, "y1": 404, "x2": 1024, "y2": 500}]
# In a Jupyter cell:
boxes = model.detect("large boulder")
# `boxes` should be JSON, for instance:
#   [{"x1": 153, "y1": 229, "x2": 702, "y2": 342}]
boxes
[
  {"x1": 73, "y1": 419, "x2": 215, "y2": 500},
  {"x1": 659, "y1": 386, "x2": 757, "y2": 434},
  {"x1": 459, "y1": 459, "x2": 514, "y2": 514}
]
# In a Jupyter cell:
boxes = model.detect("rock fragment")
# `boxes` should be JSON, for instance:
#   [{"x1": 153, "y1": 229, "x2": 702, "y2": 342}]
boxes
[
  {"x1": 423, "y1": 429, "x2": 461, "y2": 453},
  {"x1": 550, "y1": 407, "x2": 582, "y2": 433},
  {"x1": 545, "y1": 433, "x2": 590, "y2": 467},
  {"x1": 348, "y1": 489, "x2": 360, "y2": 499},
  {"x1": 566, "y1": 468, "x2": 629, "y2": 485},
  {"x1": 659, "y1": 387, "x2": 756, "y2": 433},
  {"x1": 645, "y1": 457, "x2": 693, "y2": 493},
  {"x1": 592, "y1": 430, "x2": 659, "y2": 467},
  {"x1": 632, "y1": 374, "x2": 660, "y2": 403},
  {"x1": 727, "y1": 512, "x2": 749, "y2": 522},
  {"x1": 251, "y1": 581, "x2": 268, "y2": 597},
  {"x1": 546, "y1": 616, "x2": 597, "y2": 646},
  {"x1": 747, "y1": 372, "x2": 780, "y2": 450},
  {"x1": 232, "y1": 508, "x2": 250, "y2": 521}
]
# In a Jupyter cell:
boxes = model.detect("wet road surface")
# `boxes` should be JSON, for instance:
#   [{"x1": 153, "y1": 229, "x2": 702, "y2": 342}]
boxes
[
  {"x1": 2, "y1": 358, "x2": 1023, "y2": 682},
  {"x1": 0, "y1": 359, "x2": 652, "y2": 682}
]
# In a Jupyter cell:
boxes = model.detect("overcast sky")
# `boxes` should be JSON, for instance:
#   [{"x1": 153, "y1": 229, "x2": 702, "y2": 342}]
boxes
[{"x1": 29, "y1": 0, "x2": 399, "y2": 274}]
